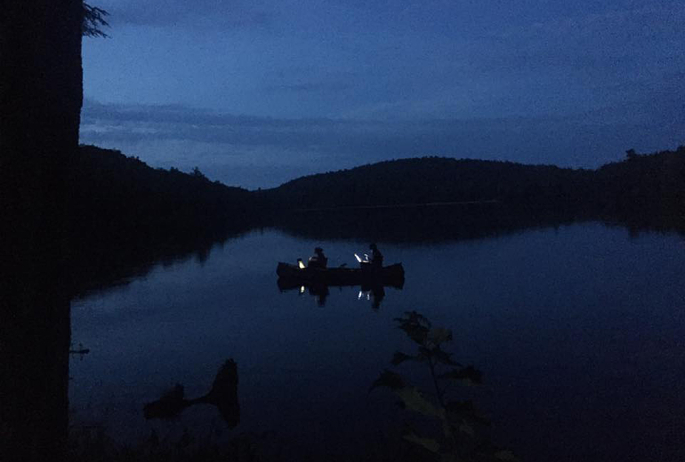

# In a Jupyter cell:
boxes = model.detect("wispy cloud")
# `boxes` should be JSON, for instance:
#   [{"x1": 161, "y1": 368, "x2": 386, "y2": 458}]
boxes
[
  {"x1": 80, "y1": 99, "x2": 685, "y2": 189},
  {"x1": 477, "y1": 4, "x2": 685, "y2": 75},
  {"x1": 264, "y1": 81, "x2": 354, "y2": 94},
  {"x1": 95, "y1": 0, "x2": 272, "y2": 29}
]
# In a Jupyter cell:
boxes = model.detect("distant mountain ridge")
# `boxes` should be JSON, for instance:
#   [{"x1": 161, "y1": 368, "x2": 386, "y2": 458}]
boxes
[
  {"x1": 260, "y1": 156, "x2": 594, "y2": 210},
  {"x1": 69, "y1": 145, "x2": 254, "y2": 296},
  {"x1": 67, "y1": 144, "x2": 684, "y2": 293},
  {"x1": 75, "y1": 143, "x2": 685, "y2": 218},
  {"x1": 260, "y1": 148, "x2": 685, "y2": 215},
  {"x1": 72, "y1": 145, "x2": 251, "y2": 227}
]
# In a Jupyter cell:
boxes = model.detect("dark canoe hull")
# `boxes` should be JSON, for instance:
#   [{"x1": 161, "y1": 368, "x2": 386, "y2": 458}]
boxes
[{"x1": 276, "y1": 262, "x2": 404, "y2": 289}]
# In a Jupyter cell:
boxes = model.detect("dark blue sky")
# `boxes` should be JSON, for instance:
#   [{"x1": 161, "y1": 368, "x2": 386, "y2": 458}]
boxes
[{"x1": 80, "y1": 0, "x2": 685, "y2": 189}]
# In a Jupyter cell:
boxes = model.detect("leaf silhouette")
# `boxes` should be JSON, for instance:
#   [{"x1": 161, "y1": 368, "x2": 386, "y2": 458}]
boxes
[
  {"x1": 395, "y1": 387, "x2": 445, "y2": 419},
  {"x1": 203, "y1": 359, "x2": 240, "y2": 428},
  {"x1": 446, "y1": 400, "x2": 490, "y2": 425},
  {"x1": 395, "y1": 311, "x2": 431, "y2": 344},
  {"x1": 428, "y1": 327, "x2": 453, "y2": 345},
  {"x1": 372, "y1": 311, "x2": 514, "y2": 460},
  {"x1": 143, "y1": 384, "x2": 186, "y2": 420},
  {"x1": 439, "y1": 365, "x2": 482, "y2": 385},
  {"x1": 494, "y1": 450, "x2": 518, "y2": 460},
  {"x1": 394, "y1": 311, "x2": 431, "y2": 327},
  {"x1": 143, "y1": 359, "x2": 240, "y2": 428},
  {"x1": 370, "y1": 370, "x2": 405, "y2": 392},
  {"x1": 459, "y1": 422, "x2": 475, "y2": 436},
  {"x1": 430, "y1": 347, "x2": 460, "y2": 366},
  {"x1": 391, "y1": 351, "x2": 416, "y2": 366},
  {"x1": 403, "y1": 432, "x2": 441, "y2": 453}
]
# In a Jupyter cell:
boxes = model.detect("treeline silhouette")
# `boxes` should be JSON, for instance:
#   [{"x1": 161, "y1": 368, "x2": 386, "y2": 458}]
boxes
[
  {"x1": 71, "y1": 145, "x2": 252, "y2": 231},
  {"x1": 258, "y1": 157, "x2": 596, "y2": 211},
  {"x1": 68, "y1": 145, "x2": 255, "y2": 296},
  {"x1": 3, "y1": 137, "x2": 683, "y2": 460},
  {"x1": 66, "y1": 144, "x2": 685, "y2": 294},
  {"x1": 74, "y1": 143, "x2": 685, "y2": 223},
  {"x1": 259, "y1": 147, "x2": 685, "y2": 217},
  {"x1": 595, "y1": 147, "x2": 685, "y2": 227},
  {"x1": 256, "y1": 146, "x2": 685, "y2": 237}
]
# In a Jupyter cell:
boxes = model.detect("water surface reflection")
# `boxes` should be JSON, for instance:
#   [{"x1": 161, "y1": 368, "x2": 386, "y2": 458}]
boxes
[{"x1": 68, "y1": 223, "x2": 685, "y2": 461}]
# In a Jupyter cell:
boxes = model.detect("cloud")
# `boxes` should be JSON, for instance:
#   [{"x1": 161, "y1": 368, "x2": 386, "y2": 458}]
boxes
[
  {"x1": 80, "y1": 99, "x2": 685, "y2": 189},
  {"x1": 95, "y1": 0, "x2": 272, "y2": 29},
  {"x1": 477, "y1": 4, "x2": 685, "y2": 75},
  {"x1": 264, "y1": 81, "x2": 354, "y2": 94}
]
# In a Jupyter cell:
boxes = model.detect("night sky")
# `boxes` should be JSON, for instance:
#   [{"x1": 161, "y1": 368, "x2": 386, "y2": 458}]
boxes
[{"x1": 80, "y1": 0, "x2": 685, "y2": 189}]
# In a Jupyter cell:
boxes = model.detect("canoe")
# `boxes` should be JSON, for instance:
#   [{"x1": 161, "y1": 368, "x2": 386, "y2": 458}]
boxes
[{"x1": 276, "y1": 262, "x2": 404, "y2": 289}]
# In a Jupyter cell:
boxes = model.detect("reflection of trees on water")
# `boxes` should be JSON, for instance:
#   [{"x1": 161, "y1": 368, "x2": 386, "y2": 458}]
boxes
[
  {"x1": 269, "y1": 204, "x2": 589, "y2": 244},
  {"x1": 0, "y1": 211, "x2": 244, "y2": 461},
  {"x1": 269, "y1": 203, "x2": 685, "y2": 245}
]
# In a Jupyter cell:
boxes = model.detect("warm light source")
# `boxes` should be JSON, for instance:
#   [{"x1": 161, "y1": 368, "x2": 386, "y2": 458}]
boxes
[
  {"x1": 298, "y1": 259, "x2": 306, "y2": 269},
  {"x1": 300, "y1": 286, "x2": 306, "y2": 294}
]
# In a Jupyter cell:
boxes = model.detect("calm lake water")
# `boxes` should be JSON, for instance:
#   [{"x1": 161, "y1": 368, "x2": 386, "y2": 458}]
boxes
[{"x1": 70, "y1": 222, "x2": 685, "y2": 461}]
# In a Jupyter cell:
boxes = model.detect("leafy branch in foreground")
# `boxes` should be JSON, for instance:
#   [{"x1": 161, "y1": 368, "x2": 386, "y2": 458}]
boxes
[{"x1": 370, "y1": 311, "x2": 516, "y2": 461}]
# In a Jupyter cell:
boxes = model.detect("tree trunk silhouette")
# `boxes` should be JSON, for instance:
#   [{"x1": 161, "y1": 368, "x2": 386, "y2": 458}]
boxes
[
  {"x1": 0, "y1": 1, "x2": 83, "y2": 460},
  {"x1": 1, "y1": 0, "x2": 83, "y2": 213}
]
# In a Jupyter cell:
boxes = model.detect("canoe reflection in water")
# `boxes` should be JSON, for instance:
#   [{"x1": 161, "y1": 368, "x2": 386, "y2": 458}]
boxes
[
  {"x1": 143, "y1": 359, "x2": 240, "y2": 428},
  {"x1": 276, "y1": 259, "x2": 403, "y2": 308},
  {"x1": 277, "y1": 271, "x2": 400, "y2": 308},
  {"x1": 276, "y1": 261, "x2": 404, "y2": 287}
]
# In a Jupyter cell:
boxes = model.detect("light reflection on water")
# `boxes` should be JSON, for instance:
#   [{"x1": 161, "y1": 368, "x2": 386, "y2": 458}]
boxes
[{"x1": 70, "y1": 223, "x2": 685, "y2": 461}]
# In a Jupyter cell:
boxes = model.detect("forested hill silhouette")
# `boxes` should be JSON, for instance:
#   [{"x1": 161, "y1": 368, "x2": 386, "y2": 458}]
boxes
[
  {"x1": 71, "y1": 143, "x2": 685, "y2": 232},
  {"x1": 258, "y1": 147, "x2": 685, "y2": 219},
  {"x1": 69, "y1": 145, "x2": 254, "y2": 296},
  {"x1": 72, "y1": 145, "x2": 251, "y2": 230},
  {"x1": 260, "y1": 157, "x2": 595, "y2": 210},
  {"x1": 66, "y1": 143, "x2": 685, "y2": 295},
  {"x1": 596, "y1": 147, "x2": 685, "y2": 216}
]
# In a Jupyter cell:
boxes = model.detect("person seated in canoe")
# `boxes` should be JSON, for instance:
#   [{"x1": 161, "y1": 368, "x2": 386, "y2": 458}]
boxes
[
  {"x1": 369, "y1": 243, "x2": 383, "y2": 268},
  {"x1": 308, "y1": 247, "x2": 328, "y2": 269}
]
